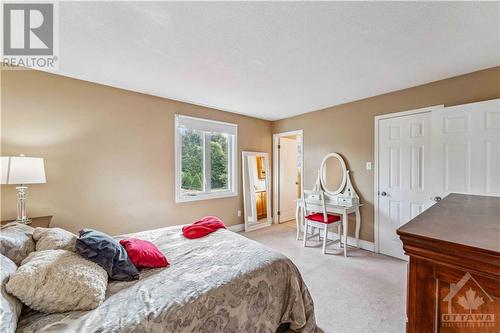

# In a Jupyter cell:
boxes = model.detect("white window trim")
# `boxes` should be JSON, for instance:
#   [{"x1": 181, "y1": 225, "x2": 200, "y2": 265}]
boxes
[{"x1": 175, "y1": 114, "x2": 238, "y2": 203}]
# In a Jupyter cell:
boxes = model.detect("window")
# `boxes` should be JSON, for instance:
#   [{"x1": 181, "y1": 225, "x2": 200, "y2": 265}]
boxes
[{"x1": 175, "y1": 114, "x2": 237, "y2": 202}]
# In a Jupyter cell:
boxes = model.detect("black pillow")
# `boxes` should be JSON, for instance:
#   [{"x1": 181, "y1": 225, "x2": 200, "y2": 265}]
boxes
[{"x1": 75, "y1": 228, "x2": 139, "y2": 281}]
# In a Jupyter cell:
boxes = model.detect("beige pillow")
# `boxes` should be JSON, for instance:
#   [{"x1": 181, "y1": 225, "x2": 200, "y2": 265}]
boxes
[
  {"x1": 0, "y1": 223, "x2": 35, "y2": 265},
  {"x1": 1, "y1": 254, "x2": 22, "y2": 333},
  {"x1": 6, "y1": 250, "x2": 108, "y2": 314},
  {"x1": 33, "y1": 227, "x2": 77, "y2": 251}
]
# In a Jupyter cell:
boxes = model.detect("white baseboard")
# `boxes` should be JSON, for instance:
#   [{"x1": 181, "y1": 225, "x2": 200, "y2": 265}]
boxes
[
  {"x1": 228, "y1": 223, "x2": 375, "y2": 252},
  {"x1": 320, "y1": 229, "x2": 375, "y2": 252},
  {"x1": 339, "y1": 235, "x2": 375, "y2": 252},
  {"x1": 227, "y1": 223, "x2": 245, "y2": 232}
]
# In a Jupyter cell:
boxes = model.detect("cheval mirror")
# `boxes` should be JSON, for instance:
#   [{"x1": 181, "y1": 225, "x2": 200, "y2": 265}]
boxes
[{"x1": 242, "y1": 152, "x2": 272, "y2": 231}]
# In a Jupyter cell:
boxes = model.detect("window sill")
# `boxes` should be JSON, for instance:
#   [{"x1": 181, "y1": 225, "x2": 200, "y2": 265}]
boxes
[{"x1": 175, "y1": 191, "x2": 238, "y2": 203}]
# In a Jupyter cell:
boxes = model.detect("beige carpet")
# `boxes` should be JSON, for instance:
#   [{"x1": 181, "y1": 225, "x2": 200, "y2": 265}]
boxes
[{"x1": 242, "y1": 222, "x2": 406, "y2": 333}]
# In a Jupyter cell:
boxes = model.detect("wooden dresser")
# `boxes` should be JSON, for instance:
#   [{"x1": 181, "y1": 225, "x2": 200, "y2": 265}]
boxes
[{"x1": 397, "y1": 194, "x2": 500, "y2": 333}]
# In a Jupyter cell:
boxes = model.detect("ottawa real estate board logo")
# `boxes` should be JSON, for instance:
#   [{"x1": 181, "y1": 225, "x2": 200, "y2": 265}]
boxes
[
  {"x1": 2, "y1": 2, "x2": 58, "y2": 69},
  {"x1": 441, "y1": 272, "x2": 496, "y2": 330}
]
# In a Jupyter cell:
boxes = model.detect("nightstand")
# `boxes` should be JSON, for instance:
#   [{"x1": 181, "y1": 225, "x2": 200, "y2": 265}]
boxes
[{"x1": 1, "y1": 215, "x2": 53, "y2": 228}]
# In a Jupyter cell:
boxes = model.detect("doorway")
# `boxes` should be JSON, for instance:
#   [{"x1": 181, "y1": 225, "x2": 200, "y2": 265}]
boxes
[{"x1": 273, "y1": 130, "x2": 303, "y2": 224}]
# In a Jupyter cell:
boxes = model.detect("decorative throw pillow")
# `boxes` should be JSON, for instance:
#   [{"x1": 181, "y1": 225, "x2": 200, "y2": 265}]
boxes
[
  {"x1": 0, "y1": 223, "x2": 35, "y2": 265},
  {"x1": 1, "y1": 254, "x2": 22, "y2": 333},
  {"x1": 119, "y1": 238, "x2": 169, "y2": 269},
  {"x1": 182, "y1": 216, "x2": 226, "y2": 239},
  {"x1": 33, "y1": 227, "x2": 77, "y2": 251},
  {"x1": 6, "y1": 249, "x2": 107, "y2": 314},
  {"x1": 76, "y1": 229, "x2": 139, "y2": 281}
]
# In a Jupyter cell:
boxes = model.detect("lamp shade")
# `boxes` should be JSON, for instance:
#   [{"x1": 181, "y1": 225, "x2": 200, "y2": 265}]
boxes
[{"x1": 1, "y1": 156, "x2": 46, "y2": 185}]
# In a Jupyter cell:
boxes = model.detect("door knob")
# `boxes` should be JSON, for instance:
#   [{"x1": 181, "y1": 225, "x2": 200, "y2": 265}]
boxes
[
  {"x1": 433, "y1": 196, "x2": 442, "y2": 202},
  {"x1": 380, "y1": 191, "x2": 387, "y2": 197}
]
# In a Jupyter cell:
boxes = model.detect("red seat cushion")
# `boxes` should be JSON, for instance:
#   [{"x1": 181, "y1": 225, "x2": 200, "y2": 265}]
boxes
[
  {"x1": 119, "y1": 238, "x2": 169, "y2": 269},
  {"x1": 305, "y1": 213, "x2": 341, "y2": 224}
]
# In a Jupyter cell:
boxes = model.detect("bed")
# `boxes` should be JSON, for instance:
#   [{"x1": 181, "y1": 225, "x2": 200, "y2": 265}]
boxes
[{"x1": 16, "y1": 226, "x2": 319, "y2": 332}]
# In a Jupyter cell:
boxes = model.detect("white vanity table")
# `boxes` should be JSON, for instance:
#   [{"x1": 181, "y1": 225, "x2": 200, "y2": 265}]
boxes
[{"x1": 296, "y1": 153, "x2": 362, "y2": 257}]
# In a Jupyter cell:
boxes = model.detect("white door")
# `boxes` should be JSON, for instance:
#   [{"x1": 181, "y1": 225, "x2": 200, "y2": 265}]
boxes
[
  {"x1": 279, "y1": 137, "x2": 298, "y2": 222},
  {"x1": 432, "y1": 99, "x2": 500, "y2": 198},
  {"x1": 377, "y1": 99, "x2": 500, "y2": 259},
  {"x1": 378, "y1": 111, "x2": 435, "y2": 259}
]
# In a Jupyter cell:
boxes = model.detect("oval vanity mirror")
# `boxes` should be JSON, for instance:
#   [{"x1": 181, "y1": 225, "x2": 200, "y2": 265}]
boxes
[{"x1": 320, "y1": 153, "x2": 347, "y2": 195}]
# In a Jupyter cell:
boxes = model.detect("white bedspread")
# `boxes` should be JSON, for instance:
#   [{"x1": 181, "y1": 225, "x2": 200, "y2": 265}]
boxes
[{"x1": 16, "y1": 226, "x2": 318, "y2": 332}]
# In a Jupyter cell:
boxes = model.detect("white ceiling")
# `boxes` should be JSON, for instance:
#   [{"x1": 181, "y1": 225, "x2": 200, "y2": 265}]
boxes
[{"x1": 53, "y1": 2, "x2": 499, "y2": 121}]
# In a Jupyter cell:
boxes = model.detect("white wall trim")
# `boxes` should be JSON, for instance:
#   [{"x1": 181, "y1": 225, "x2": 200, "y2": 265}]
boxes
[
  {"x1": 353, "y1": 238, "x2": 375, "y2": 252},
  {"x1": 335, "y1": 234, "x2": 375, "y2": 252},
  {"x1": 373, "y1": 105, "x2": 443, "y2": 121},
  {"x1": 373, "y1": 105, "x2": 444, "y2": 254},
  {"x1": 229, "y1": 223, "x2": 374, "y2": 252},
  {"x1": 314, "y1": 229, "x2": 375, "y2": 252},
  {"x1": 272, "y1": 129, "x2": 304, "y2": 224},
  {"x1": 343, "y1": 236, "x2": 375, "y2": 252},
  {"x1": 227, "y1": 223, "x2": 245, "y2": 232},
  {"x1": 174, "y1": 114, "x2": 238, "y2": 203}
]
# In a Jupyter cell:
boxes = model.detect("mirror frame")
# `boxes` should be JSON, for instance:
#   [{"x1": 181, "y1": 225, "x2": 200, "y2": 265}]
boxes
[
  {"x1": 242, "y1": 151, "x2": 272, "y2": 232},
  {"x1": 320, "y1": 152, "x2": 347, "y2": 195}
]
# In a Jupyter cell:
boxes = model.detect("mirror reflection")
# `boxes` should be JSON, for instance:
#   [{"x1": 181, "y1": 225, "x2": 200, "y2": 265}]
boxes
[{"x1": 243, "y1": 152, "x2": 271, "y2": 231}]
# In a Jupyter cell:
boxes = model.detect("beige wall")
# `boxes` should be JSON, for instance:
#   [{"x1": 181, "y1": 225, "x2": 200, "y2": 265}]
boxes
[
  {"x1": 1, "y1": 69, "x2": 272, "y2": 235},
  {"x1": 2, "y1": 67, "x2": 499, "y2": 240},
  {"x1": 272, "y1": 67, "x2": 500, "y2": 242}
]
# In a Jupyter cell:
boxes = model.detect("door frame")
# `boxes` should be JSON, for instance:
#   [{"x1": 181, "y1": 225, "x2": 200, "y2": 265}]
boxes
[
  {"x1": 273, "y1": 129, "x2": 304, "y2": 224},
  {"x1": 373, "y1": 105, "x2": 443, "y2": 254}
]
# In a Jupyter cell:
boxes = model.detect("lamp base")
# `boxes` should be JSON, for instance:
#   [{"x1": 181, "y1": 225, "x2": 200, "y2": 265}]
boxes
[
  {"x1": 16, "y1": 185, "x2": 30, "y2": 225},
  {"x1": 15, "y1": 218, "x2": 32, "y2": 225}
]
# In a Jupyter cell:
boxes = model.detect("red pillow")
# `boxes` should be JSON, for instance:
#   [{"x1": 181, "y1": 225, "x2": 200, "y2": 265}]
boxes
[
  {"x1": 182, "y1": 216, "x2": 226, "y2": 239},
  {"x1": 119, "y1": 238, "x2": 169, "y2": 269}
]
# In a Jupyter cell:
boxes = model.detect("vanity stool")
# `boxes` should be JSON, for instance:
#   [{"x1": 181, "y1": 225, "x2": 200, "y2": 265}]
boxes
[{"x1": 302, "y1": 190, "x2": 343, "y2": 254}]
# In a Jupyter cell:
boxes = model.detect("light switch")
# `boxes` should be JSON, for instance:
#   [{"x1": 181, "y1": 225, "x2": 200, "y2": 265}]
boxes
[
  {"x1": 366, "y1": 162, "x2": 372, "y2": 170},
  {"x1": 237, "y1": 210, "x2": 242, "y2": 217}
]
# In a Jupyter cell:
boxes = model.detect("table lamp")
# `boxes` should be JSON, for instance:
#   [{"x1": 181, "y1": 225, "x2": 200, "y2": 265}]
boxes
[{"x1": 1, "y1": 155, "x2": 46, "y2": 224}]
